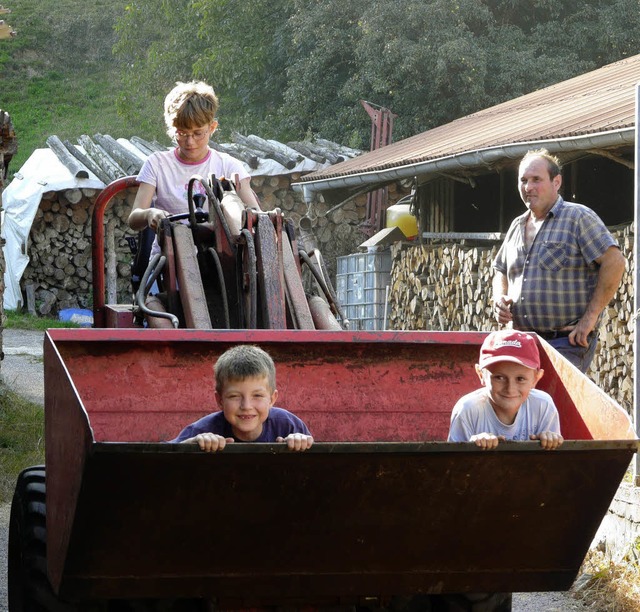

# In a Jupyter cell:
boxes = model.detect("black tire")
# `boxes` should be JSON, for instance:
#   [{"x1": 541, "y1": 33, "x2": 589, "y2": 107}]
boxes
[
  {"x1": 9, "y1": 467, "x2": 208, "y2": 612},
  {"x1": 430, "y1": 592, "x2": 512, "y2": 612},
  {"x1": 8, "y1": 466, "x2": 76, "y2": 612}
]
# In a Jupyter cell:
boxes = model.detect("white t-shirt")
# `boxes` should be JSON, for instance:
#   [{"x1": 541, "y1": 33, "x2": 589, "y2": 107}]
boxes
[
  {"x1": 447, "y1": 388, "x2": 561, "y2": 442},
  {"x1": 137, "y1": 147, "x2": 250, "y2": 256}
]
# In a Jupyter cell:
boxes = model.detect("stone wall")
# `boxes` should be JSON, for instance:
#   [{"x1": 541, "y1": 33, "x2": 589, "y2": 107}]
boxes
[
  {"x1": 19, "y1": 175, "x2": 408, "y2": 315},
  {"x1": 387, "y1": 223, "x2": 635, "y2": 414}
]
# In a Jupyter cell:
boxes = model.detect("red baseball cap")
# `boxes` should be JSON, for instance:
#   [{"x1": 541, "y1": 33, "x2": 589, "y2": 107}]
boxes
[{"x1": 478, "y1": 330, "x2": 541, "y2": 370}]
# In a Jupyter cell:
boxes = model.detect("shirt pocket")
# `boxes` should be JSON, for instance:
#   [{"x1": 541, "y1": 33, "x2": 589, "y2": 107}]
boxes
[{"x1": 538, "y1": 242, "x2": 569, "y2": 272}]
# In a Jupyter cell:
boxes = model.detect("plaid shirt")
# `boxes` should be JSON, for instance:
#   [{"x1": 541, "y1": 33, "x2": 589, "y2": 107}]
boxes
[{"x1": 493, "y1": 197, "x2": 618, "y2": 332}]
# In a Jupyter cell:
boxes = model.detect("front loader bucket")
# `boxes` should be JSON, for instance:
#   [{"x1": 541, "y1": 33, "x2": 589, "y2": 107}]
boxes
[{"x1": 41, "y1": 328, "x2": 637, "y2": 604}]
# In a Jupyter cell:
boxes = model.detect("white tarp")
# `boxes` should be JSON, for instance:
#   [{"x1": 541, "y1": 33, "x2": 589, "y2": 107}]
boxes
[
  {"x1": 0, "y1": 141, "x2": 329, "y2": 311},
  {"x1": 1, "y1": 148, "x2": 104, "y2": 310}
]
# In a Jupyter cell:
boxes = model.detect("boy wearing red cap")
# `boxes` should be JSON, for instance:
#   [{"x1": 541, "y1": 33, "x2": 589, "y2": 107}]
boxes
[{"x1": 448, "y1": 330, "x2": 563, "y2": 450}]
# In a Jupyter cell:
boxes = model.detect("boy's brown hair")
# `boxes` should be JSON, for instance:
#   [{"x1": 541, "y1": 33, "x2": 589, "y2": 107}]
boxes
[{"x1": 214, "y1": 345, "x2": 276, "y2": 394}]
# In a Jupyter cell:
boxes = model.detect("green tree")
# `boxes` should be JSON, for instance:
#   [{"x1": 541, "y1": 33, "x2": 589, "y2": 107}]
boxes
[
  {"x1": 192, "y1": 0, "x2": 293, "y2": 138},
  {"x1": 114, "y1": 0, "x2": 204, "y2": 139},
  {"x1": 113, "y1": 0, "x2": 640, "y2": 147}
]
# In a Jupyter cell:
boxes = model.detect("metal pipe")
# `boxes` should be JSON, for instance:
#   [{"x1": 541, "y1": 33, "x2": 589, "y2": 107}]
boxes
[
  {"x1": 298, "y1": 249, "x2": 347, "y2": 326},
  {"x1": 91, "y1": 176, "x2": 139, "y2": 327},
  {"x1": 206, "y1": 247, "x2": 230, "y2": 329},
  {"x1": 137, "y1": 254, "x2": 179, "y2": 329}
]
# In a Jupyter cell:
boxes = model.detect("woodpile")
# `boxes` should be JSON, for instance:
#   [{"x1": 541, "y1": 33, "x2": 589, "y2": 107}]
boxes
[
  {"x1": 590, "y1": 224, "x2": 634, "y2": 410},
  {"x1": 387, "y1": 240, "x2": 501, "y2": 332},
  {"x1": 387, "y1": 223, "x2": 634, "y2": 413},
  {"x1": 19, "y1": 168, "x2": 408, "y2": 317},
  {"x1": 22, "y1": 188, "x2": 136, "y2": 314}
]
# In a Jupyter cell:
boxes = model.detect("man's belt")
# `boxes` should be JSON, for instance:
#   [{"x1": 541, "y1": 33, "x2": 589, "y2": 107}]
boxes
[{"x1": 535, "y1": 329, "x2": 573, "y2": 340}]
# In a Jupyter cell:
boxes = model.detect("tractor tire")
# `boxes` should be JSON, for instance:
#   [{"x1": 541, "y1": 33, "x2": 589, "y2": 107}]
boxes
[
  {"x1": 8, "y1": 466, "x2": 76, "y2": 612},
  {"x1": 384, "y1": 592, "x2": 512, "y2": 612},
  {"x1": 9, "y1": 467, "x2": 208, "y2": 612},
  {"x1": 430, "y1": 592, "x2": 512, "y2": 612}
]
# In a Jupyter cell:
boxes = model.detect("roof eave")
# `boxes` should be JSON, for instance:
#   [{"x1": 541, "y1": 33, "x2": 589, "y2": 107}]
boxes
[{"x1": 293, "y1": 128, "x2": 635, "y2": 202}]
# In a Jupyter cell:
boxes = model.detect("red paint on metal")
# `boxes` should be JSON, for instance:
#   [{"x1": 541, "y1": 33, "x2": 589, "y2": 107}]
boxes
[
  {"x1": 91, "y1": 176, "x2": 139, "y2": 328},
  {"x1": 41, "y1": 328, "x2": 638, "y2": 602},
  {"x1": 360, "y1": 100, "x2": 398, "y2": 236},
  {"x1": 104, "y1": 305, "x2": 136, "y2": 328}
]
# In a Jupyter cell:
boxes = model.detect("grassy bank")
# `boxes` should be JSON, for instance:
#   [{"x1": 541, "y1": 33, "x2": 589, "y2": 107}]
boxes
[
  {"x1": 0, "y1": 386, "x2": 44, "y2": 504},
  {"x1": 0, "y1": 0, "x2": 165, "y2": 178},
  {"x1": 4, "y1": 309, "x2": 80, "y2": 330}
]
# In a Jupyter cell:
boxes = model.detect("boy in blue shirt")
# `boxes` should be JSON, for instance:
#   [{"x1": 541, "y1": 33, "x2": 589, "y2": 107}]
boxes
[{"x1": 171, "y1": 345, "x2": 313, "y2": 452}]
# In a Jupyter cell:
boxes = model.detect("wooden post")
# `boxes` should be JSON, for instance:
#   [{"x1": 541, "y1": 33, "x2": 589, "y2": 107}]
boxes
[{"x1": 106, "y1": 218, "x2": 117, "y2": 304}]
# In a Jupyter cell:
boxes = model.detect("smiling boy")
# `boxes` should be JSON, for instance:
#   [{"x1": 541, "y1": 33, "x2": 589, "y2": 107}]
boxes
[
  {"x1": 448, "y1": 330, "x2": 563, "y2": 450},
  {"x1": 171, "y1": 345, "x2": 313, "y2": 452}
]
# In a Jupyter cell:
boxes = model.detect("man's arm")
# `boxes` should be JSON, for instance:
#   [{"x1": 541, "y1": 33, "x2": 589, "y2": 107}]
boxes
[
  {"x1": 570, "y1": 246, "x2": 626, "y2": 347},
  {"x1": 492, "y1": 270, "x2": 513, "y2": 324}
]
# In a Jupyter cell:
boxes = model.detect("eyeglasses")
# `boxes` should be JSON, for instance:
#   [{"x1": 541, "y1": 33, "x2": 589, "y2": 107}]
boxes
[{"x1": 175, "y1": 128, "x2": 210, "y2": 141}]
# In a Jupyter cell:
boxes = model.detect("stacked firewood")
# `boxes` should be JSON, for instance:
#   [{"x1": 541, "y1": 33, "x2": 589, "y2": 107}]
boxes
[
  {"x1": 387, "y1": 241, "x2": 501, "y2": 332},
  {"x1": 23, "y1": 188, "x2": 136, "y2": 314},
  {"x1": 19, "y1": 172, "x2": 406, "y2": 317},
  {"x1": 589, "y1": 224, "x2": 634, "y2": 409},
  {"x1": 387, "y1": 224, "x2": 634, "y2": 412}
]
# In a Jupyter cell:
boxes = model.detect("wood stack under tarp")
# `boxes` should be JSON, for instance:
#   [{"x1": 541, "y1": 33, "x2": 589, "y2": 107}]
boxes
[
  {"x1": 387, "y1": 223, "x2": 634, "y2": 413},
  {"x1": 23, "y1": 187, "x2": 136, "y2": 315}
]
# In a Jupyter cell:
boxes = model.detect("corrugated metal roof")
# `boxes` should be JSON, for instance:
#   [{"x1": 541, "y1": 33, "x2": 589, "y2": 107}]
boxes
[{"x1": 299, "y1": 53, "x2": 640, "y2": 186}]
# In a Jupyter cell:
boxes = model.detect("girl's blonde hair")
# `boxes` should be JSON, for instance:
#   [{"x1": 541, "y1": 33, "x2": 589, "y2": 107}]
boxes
[{"x1": 164, "y1": 81, "x2": 219, "y2": 137}]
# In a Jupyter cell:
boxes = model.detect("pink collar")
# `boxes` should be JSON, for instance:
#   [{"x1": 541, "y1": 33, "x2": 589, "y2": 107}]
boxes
[{"x1": 173, "y1": 147, "x2": 212, "y2": 165}]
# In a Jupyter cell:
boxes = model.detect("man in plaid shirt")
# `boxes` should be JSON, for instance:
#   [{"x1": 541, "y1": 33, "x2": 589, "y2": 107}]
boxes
[{"x1": 492, "y1": 149, "x2": 625, "y2": 373}]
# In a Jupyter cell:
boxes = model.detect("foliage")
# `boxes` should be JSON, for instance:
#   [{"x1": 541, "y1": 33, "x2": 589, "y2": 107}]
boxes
[
  {"x1": 114, "y1": 0, "x2": 203, "y2": 138},
  {"x1": 0, "y1": 0, "x2": 169, "y2": 176},
  {"x1": 111, "y1": 0, "x2": 640, "y2": 149},
  {"x1": 113, "y1": 0, "x2": 294, "y2": 141},
  {"x1": 0, "y1": 386, "x2": 44, "y2": 504}
]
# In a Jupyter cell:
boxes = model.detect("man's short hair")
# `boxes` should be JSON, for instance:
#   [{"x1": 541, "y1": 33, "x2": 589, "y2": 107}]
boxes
[
  {"x1": 521, "y1": 148, "x2": 562, "y2": 179},
  {"x1": 214, "y1": 345, "x2": 276, "y2": 393}
]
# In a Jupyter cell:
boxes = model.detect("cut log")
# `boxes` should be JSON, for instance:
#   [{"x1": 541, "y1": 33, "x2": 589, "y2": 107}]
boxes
[
  {"x1": 46, "y1": 135, "x2": 90, "y2": 178},
  {"x1": 93, "y1": 133, "x2": 144, "y2": 175},
  {"x1": 263, "y1": 138, "x2": 305, "y2": 162},
  {"x1": 233, "y1": 132, "x2": 296, "y2": 169},
  {"x1": 78, "y1": 135, "x2": 126, "y2": 183},
  {"x1": 62, "y1": 139, "x2": 111, "y2": 184},
  {"x1": 130, "y1": 136, "x2": 165, "y2": 156},
  {"x1": 286, "y1": 141, "x2": 327, "y2": 164},
  {"x1": 209, "y1": 140, "x2": 259, "y2": 169},
  {"x1": 315, "y1": 138, "x2": 363, "y2": 158},
  {"x1": 297, "y1": 140, "x2": 344, "y2": 165}
]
